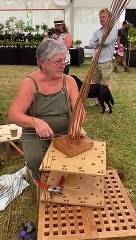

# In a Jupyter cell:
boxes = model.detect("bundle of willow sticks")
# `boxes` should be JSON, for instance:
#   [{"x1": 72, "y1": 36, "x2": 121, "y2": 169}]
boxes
[{"x1": 68, "y1": 0, "x2": 131, "y2": 141}]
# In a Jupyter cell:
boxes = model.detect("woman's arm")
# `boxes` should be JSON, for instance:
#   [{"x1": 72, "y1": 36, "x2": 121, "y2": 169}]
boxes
[
  {"x1": 64, "y1": 32, "x2": 72, "y2": 49},
  {"x1": 8, "y1": 78, "x2": 54, "y2": 138},
  {"x1": 8, "y1": 77, "x2": 35, "y2": 128}
]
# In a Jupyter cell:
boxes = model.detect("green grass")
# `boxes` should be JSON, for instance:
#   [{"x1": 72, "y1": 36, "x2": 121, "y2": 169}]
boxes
[{"x1": 0, "y1": 60, "x2": 136, "y2": 239}]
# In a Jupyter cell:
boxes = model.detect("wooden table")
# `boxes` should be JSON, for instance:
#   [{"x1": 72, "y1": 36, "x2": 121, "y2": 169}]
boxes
[{"x1": 0, "y1": 124, "x2": 24, "y2": 160}]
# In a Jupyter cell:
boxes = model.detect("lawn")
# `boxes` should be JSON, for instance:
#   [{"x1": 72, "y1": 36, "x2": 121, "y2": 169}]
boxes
[{"x1": 0, "y1": 60, "x2": 136, "y2": 240}]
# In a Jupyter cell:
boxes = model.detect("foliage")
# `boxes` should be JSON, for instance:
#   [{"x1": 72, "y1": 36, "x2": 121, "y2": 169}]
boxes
[
  {"x1": 41, "y1": 23, "x2": 48, "y2": 34},
  {"x1": 74, "y1": 39, "x2": 82, "y2": 45},
  {"x1": 15, "y1": 20, "x2": 25, "y2": 33},
  {"x1": 0, "y1": 16, "x2": 49, "y2": 37},
  {"x1": 129, "y1": 25, "x2": 136, "y2": 46},
  {"x1": 24, "y1": 25, "x2": 34, "y2": 33},
  {"x1": 0, "y1": 40, "x2": 41, "y2": 47},
  {"x1": 35, "y1": 24, "x2": 40, "y2": 34},
  {"x1": 5, "y1": 16, "x2": 17, "y2": 34},
  {"x1": 0, "y1": 23, "x2": 4, "y2": 33}
]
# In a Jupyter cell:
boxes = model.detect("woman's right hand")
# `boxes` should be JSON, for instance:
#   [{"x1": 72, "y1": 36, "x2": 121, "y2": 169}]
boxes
[{"x1": 32, "y1": 117, "x2": 54, "y2": 138}]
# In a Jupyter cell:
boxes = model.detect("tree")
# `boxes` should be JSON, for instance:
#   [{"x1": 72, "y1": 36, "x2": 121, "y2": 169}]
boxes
[
  {"x1": 15, "y1": 20, "x2": 25, "y2": 33},
  {"x1": 0, "y1": 23, "x2": 4, "y2": 34},
  {"x1": 5, "y1": 16, "x2": 17, "y2": 34},
  {"x1": 41, "y1": 23, "x2": 48, "y2": 35},
  {"x1": 35, "y1": 24, "x2": 40, "y2": 34}
]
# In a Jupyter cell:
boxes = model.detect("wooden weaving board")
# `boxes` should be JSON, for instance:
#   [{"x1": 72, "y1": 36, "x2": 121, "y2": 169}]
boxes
[
  {"x1": 40, "y1": 172, "x2": 104, "y2": 207},
  {"x1": 38, "y1": 170, "x2": 136, "y2": 240},
  {"x1": 40, "y1": 141, "x2": 106, "y2": 176}
]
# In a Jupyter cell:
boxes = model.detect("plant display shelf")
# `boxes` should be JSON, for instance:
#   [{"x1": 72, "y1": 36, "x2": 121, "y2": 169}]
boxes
[{"x1": 38, "y1": 169, "x2": 136, "y2": 240}]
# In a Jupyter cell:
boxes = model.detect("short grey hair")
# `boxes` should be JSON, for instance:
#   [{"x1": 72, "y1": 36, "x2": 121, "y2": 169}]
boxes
[{"x1": 36, "y1": 38, "x2": 67, "y2": 68}]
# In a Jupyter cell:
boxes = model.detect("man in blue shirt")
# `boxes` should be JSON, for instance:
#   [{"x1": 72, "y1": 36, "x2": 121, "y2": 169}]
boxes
[{"x1": 89, "y1": 8, "x2": 117, "y2": 98}]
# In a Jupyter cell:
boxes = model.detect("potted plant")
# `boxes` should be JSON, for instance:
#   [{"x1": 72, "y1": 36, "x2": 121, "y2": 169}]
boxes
[
  {"x1": 129, "y1": 25, "x2": 136, "y2": 50},
  {"x1": 41, "y1": 23, "x2": 48, "y2": 36},
  {"x1": 74, "y1": 39, "x2": 82, "y2": 48}
]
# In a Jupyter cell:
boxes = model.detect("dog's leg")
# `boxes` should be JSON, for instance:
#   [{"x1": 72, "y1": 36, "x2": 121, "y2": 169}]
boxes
[
  {"x1": 105, "y1": 101, "x2": 112, "y2": 114},
  {"x1": 98, "y1": 98, "x2": 105, "y2": 114}
]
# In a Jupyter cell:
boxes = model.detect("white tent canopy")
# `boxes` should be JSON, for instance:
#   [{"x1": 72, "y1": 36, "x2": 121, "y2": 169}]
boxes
[
  {"x1": 73, "y1": 0, "x2": 136, "y2": 8},
  {"x1": 0, "y1": 0, "x2": 136, "y2": 9},
  {"x1": 0, "y1": 0, "x2": 135, "y2": 46}
]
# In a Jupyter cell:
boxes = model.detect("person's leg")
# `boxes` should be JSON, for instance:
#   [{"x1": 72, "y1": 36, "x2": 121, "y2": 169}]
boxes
[
  {"x1": 100, "y1": 61, "x2": 112, "y2": 91},
  {"x1": 21, "y1": 134, "x2": 51, "y2": 181},
  {"x1": 122, "y1": 52, "x2": 129, "y2": 72}
]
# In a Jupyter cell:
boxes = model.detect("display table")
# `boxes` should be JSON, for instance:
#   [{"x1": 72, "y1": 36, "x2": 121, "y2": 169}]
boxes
[
  {"x1": 69, "y1": 47, "x2": 84, "y2": 66},
  {"x1": 0, "y1": 47, "x2": 18, "y2": 65},
  {"x1": 18, "y1": 47, "x2": 37, "y2": 65},
  {"x1": 126, "y1": 50, "x2": 136, "y2": 67},
  {"x1": 0, "y1": 47, "x2": 84, "y2": 66},
  {"x1": 0, "y1": 47, "x2": 37, "y2": 65}
]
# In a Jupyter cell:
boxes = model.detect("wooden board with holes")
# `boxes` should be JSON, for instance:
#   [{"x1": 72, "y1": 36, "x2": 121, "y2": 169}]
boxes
[
  {"x1": 40, "y1": 141, "x2": 106, "y2": 176},
  {"x1": 40, "y1": 171, "x2": 104, "y2": 207},
  {"x1": 38, "y1": 170, "x2": 136, "y2": 240}
]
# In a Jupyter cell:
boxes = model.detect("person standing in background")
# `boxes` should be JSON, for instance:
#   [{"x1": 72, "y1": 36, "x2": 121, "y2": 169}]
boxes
[
  {"x1": 89, "y1": 8, "x2": 117, "y2": 106},
  {"x1": 113, "y1": 20, "x2": 129, "y2": 73},
  {"x1": 54, "y1": 18, "x2": 72, "y2": 75}
]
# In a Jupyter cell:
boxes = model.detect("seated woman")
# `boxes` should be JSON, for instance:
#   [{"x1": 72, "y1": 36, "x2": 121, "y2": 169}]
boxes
[{"x1": 8, "y1": 38, "x2": 82, "y2": 181}]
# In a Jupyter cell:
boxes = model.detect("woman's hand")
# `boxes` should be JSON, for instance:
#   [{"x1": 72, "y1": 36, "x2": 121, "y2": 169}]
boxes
[{"x1": 32, "y1": 117, "x2": 54, "y2": 138}]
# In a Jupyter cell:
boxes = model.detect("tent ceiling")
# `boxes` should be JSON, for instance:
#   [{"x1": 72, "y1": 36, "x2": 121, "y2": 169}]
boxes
[
  {"x1": 0, "y1": 0, "x2": 135, "y2": 9},
  {"x1": 73, "y1": 0, "x2": 136, "y2": 9}
]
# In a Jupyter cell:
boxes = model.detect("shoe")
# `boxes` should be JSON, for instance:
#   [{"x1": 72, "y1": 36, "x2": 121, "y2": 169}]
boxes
[
  {"x1": 113, "y1": 67, "x2": 118, "y2": 73},
  {"x1": 89, "y1": 102, "x2": 99, "y2": 107},
  {"x1": 124, "y1": 67, "x2": 129, "y2": 72}
]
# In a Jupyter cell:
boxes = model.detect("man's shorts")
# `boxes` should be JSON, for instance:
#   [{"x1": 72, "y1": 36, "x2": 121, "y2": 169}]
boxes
[
  {"x1": 115, "y1": 51, "x2": 126, "y2": 63},
  {"x1": 91, "y1": 61, "x2": 112, "y2": 85}
]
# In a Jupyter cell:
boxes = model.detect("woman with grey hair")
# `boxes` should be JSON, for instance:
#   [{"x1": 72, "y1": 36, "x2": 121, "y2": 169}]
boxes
[{"x1": 8, "y1": 38, "x2": 80, "y2": 181}]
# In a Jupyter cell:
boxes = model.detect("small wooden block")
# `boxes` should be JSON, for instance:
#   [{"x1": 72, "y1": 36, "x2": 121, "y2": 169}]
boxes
[
  {"x1": 53, "y1": 136, "x2": 94, "y2": 157},
  {"x1": 66, "y1": 173, "x2": 77, "y2": 186}
]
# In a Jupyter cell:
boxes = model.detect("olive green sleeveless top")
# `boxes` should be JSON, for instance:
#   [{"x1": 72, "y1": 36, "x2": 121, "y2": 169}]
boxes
[{"x1": 22, "y1": 74, "x2": 71, "y2": 135}]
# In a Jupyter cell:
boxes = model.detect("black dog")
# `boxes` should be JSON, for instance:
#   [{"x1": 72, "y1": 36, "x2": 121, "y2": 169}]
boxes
[{"x1": 71, "y1": 75, "x2": 114, "y2": 114}]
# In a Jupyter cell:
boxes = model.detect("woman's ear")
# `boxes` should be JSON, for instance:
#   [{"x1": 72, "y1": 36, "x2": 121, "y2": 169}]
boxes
[{"x1": 39, "y1": 58, "x2": 46, "y2": 69}]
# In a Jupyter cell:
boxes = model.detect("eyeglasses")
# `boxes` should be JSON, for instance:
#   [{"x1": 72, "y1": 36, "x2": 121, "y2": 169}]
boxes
[{"x1": 47, "y1": 58, "x2": 69, "y2": 67}]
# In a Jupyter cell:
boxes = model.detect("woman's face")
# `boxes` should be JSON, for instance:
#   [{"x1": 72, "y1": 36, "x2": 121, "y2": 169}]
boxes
[
  {"x1": 43, "y1": 53, "x2": 66, "y2": 78},
  {"x1": 55, "y1": 24, "x2": 64, "y2": 33}
]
